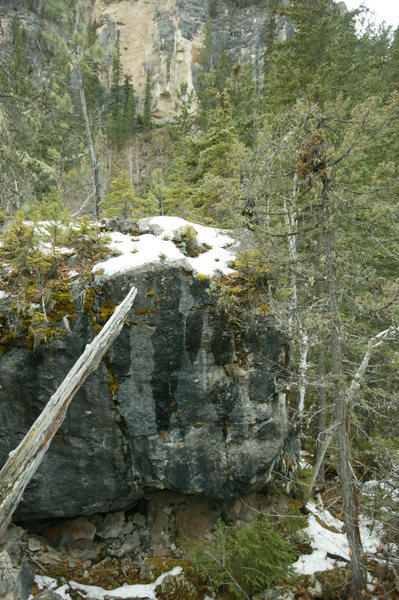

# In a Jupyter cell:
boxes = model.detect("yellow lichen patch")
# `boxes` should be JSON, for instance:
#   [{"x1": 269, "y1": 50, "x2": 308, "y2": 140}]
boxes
[
  {"x1": 100, "y1": 300, "x2": 116, "y2": 324},
  {"x1": 23, "y1": 312, "x2": 67, "y2": 352},
  {"x1": 48, "y1": 288, "x2": 77, "y2": 324},
  {"x1": 134, "y1": 307, "x2": 157, "y2": 316},
  {"x1": 83, "y1": 287, "x2": 95, "y2": 313},
  {"x1": 104, "y1": 356, "x2": 120, "y2": 396},
  {"x1": 146, "y1": 290, "x2": 155, "y2": 296},
  {"x1": 196, "y1": 274, "x2": 209, "y2": 281}
]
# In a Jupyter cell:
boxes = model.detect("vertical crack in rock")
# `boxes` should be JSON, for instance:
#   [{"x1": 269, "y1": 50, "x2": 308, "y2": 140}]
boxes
[
  {"x1": 150, "y1": 272, "x2": 184, "y2": 434},
  {"x1": 103, "y1": 355, "x2": 141, "y2": 496}
]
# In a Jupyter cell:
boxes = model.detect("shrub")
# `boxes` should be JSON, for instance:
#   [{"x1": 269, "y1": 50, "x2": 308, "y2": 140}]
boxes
[{"x1": 186, "y1": 517, "x2": 296, "y2": 599}]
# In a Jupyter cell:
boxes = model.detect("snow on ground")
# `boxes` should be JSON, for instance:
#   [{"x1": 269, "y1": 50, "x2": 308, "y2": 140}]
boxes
[
  {"x1": 32, "y1": 567, "x2": 182, "y2": 600},
  {"x1": 294, "y1": 500, "x2": 382, "y2": 575},
  {"x1": 0, "y1": 290, "x2": 9, "y2": 299},
  {"x1": 92, "y1": 216, "x2": 237, "y2": 278}
]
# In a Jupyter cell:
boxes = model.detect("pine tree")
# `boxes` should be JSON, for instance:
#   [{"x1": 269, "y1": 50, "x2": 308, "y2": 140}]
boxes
[
  {"x1": 387, "y1": 27, "x2": 399, "y2": 91},
  {"x1": 108, "y1": 31, "x2": 123, "y2": 148},
  {"x1": 168, "y1": 82, "x2": 195, "y2": 150},
  {"x1": 1, "y1": 213, "x2": 37, "y2": 275},
  {"x1": 193, "y1": 94, "x2": 247, "y2": 225},
  {"x1": 244, "y1": 94, "x2": 399, "y2": 599},
  {"x1": 226, "y1": 63, "x2": 258, "y2": 144},
  {"x1": 122, "y1": 74, "x2": 137, "y2": 141},
  {"x1": 100, "y1": 170, "x2": 157, "y2": 220},
  {"x1": 148, "y1": 169, "x2": 167, "y2": 216},
  {"x1": 0, "y1": 21, "x2": 59, "y2": 212},
  {"x1": 262, "y1": 0, "x2": 387, "y2": 112},
  {"x1": 43, "y1": 0, "x2": 106, "y2": 216},
  {"x1": 33, "y1": 187, "x2": 70, "y2": 267},
  {"x1": 142, "y1": 70, "x2": 152, "y2": 131}
]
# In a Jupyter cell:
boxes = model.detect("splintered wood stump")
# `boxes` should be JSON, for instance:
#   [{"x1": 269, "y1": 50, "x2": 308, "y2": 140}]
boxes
[{"x1": 0, "y1": 286, "x2": 137, "y2": 540}]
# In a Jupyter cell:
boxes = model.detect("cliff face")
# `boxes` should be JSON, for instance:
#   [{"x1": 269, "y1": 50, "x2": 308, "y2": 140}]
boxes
[
  {"x1": 93, "y1": 0, "x2": 289, "y2": 119},
  {"x1": 0, "y1": 0, "x2": 290, "y2": 119},
  {"x1": 0, "y1": 218, "x2": 297, "y2": 519}
]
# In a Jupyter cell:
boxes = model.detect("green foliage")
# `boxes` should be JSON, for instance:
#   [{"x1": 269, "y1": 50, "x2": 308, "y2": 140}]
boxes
[
  {"x1": 186, "y1": 517, "x2": 296, "y2": 598},
  {"x1": 387, "y1": 27, "x2": 399, "y2": 91},
  {"x1": 1, "y1": 213, "x2": 37, "y2": 274},
  {"x1": 209, "y1": 0, "x2": 217, "y2": 17},
  {"x1": 34, "y1": 188, "x2": 71, "y2": 250},
  {"x1": 173, "y1": 225, "x2": 202, "y2": 257},
  {"x1": 100, "y1": 170, "x2": 157, "y2": 220},
  {"x1": 106, "y1": 33, "x2": 137, "y2": 147},
  {"x1": 68, "y1": 216, "x2": 110, "y2": 264},
  {"x1": 148, "y1": 168, "x2": 167, "y2": 215},
  {"x1": 262, "y1": 0, "x2": 389, "y2": 112},
  {"x1": 168, "y1": 82, "x2": 195, "y2": 145},
  {"x1": 230, "y1": 0, "x2": 267, "y2": 6},
  {"x1": 142, "y1": 70, "x2": 152, "y2": 131}
]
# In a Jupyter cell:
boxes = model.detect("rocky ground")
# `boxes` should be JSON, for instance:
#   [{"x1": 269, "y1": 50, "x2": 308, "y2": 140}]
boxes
[{"x1": 1, "y1": 486, "x2": 397, "y2": 600}]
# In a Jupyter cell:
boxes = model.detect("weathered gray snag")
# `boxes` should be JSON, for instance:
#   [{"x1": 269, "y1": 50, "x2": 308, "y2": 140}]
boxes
[{"x1": 0, "y1": 286, "x2": 137, "y2": 540}]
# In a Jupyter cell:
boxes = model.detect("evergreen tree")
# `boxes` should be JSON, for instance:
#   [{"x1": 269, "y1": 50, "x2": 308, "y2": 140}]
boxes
[
  {"x1": 193, "y1": 94, "x2": 247, "y2": 224},
  {"x1": 244, "y1": 94, "x2": 399, "y2": 599},
  {"x1": 262, "y1": 0, "x2": 388, "y2": 112},
  {"x1": 0, "y1": 21, "x2": 58, "y2": 212},
  {"x1": 122, "y1": 74, "x2": 137, "y2": 141},
  {"x1": 43, "y1": 0, "x2": 106, "y2": 216},
  {"x1": 226, "y1": 63, "x2": 258, "y2": 144},
  {"x1": 148, "y1": 169, "x2": 167, "y2": 216},
  {"x1": 165, "y1": 155, "x2": 196, "y2": 218},
  {"x1": 33, "y1": 187, "x2": 70, "y2": 270},
  {"x1": 107, "y1": 31, "x2": 123, "y2": 148},
  {"x1": 100, "y1": 170, "x2": 157, "y2": 220},
  {"x1": 168, "y1": 82, "x2": 195, "y2": 150},
  {"x1": 1, "y1": 213, "x2": 37, "y2": 275},
  {"x1": 142, "y1": 70, "x2": 152, "y2": 131},
  {"x1": 387, "y1": 27, "x2": 399, "y2": 91}
]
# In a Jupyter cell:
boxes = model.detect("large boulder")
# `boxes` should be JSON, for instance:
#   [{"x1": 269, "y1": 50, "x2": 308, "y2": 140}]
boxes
[{"x1": 0, "y1": 218, "x2": 296, "y2": 519}]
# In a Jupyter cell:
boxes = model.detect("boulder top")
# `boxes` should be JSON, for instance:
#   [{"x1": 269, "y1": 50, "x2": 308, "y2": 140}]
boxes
[{"x1": 93, "y1": 216, "x2": 238, "y2": 279}]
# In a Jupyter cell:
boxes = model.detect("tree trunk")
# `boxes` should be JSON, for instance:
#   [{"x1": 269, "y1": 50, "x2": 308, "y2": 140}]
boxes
[
  {"x1": 0, "y1": 286, "x2": 137, "y2": 541},
  {"x1": 75, "y1": 63, "x2": 104, "y2": 218},
  {"x1": 321, "y1": 177, "x2": 366, "y2": 599},
  {"x1": 315, "y1": 278, "x2": 327, "y2": 483},
  {"x1": 307, "y1": 323, "x2": 398, "y2": 502}
]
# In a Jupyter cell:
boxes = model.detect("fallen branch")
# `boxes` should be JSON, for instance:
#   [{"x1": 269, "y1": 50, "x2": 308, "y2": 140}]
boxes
[{"x1": 0, "y1": 286, "x2": 137, "y2": 540}]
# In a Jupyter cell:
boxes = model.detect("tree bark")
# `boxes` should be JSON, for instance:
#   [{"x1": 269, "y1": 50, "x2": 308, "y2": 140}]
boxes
[
  {"x1": 75, "y1": 63, "x2": 104, "y2": 218},
  {"x1": 0, "y1": 286, "x2": 137, "y2": 541},
  {"x1": 315, "y1": 339, "x2": 327, "y2": 482},
  {"x1": 321, "y1": 176, "x2": 366, "y2": 599}
]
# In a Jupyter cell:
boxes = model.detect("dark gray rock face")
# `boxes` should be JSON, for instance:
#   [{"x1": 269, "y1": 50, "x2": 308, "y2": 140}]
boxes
[{"x1": 0, "y1": 266, "x2": 294, "y2": 518}]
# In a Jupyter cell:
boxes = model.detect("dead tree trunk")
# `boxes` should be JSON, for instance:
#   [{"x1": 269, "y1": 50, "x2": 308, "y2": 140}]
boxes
[
  {"x1": 76, "y1": 62, "x2": 104, "y2": 218},
  {"x1": 0, "y1": 286, "x2": 137, "y2": 540},
  {"x1": 321, "y1": 177, "x2": 366, "y2": 599}
]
